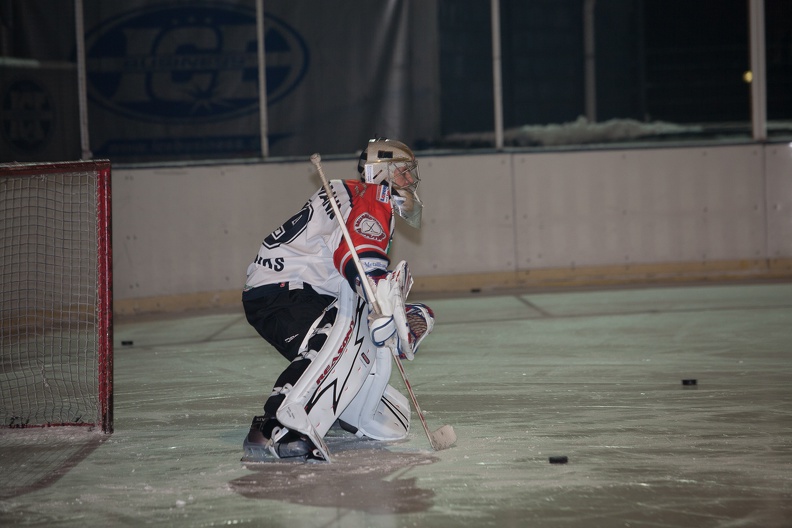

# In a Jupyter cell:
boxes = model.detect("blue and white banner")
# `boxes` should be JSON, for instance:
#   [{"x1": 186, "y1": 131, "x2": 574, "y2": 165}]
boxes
[
  {"x1": 2, "y1": 0, "x2": 439, "y2": 163},
  {"x1": 78, "y1": 0, "x2": 438, "y2": 161}
]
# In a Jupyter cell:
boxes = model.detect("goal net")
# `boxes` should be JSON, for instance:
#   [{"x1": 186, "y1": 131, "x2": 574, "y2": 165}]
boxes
[{"x1": 0, "y1": 160, "x2": 113, "y2": 434}]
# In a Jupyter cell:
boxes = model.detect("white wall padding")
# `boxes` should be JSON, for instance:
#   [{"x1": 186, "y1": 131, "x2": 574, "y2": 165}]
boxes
[
  {"x1": 112, "y1": 143, "x2": 791, "y2": 305},
  {"x1": 765, "y1": 144, "x2": 792, "y2": 260},
  {"x1": 513, "y1": 145, "x2": 766, "y2": 270}
]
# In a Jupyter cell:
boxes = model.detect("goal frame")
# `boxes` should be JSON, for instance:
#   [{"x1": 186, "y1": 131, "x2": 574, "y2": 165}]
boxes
[{"x1": 0, "y1": 160, "x2": 113, "y2": 434}]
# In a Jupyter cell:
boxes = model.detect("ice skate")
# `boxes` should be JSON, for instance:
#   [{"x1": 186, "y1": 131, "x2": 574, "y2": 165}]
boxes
[{"x1": 242, "y1": 416, "x2": 325, "y2": 463}]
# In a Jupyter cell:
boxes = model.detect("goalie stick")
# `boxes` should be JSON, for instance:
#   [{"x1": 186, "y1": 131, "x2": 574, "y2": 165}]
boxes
[{"x1": 310, "y1": 153, "x2": 456, "y2": 451}]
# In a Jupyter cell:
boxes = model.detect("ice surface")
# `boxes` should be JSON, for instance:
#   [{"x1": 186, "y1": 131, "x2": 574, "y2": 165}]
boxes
[{"x1": 1, "y1": 282, "x2": 790, "y2": 527}]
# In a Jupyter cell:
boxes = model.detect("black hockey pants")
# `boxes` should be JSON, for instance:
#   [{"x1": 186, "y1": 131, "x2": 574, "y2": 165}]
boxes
[{"x1": 242, "y1": 284, "x2": 337, "y2": 419}]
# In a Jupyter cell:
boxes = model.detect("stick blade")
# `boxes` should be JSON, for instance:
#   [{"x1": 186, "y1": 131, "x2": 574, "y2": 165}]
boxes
[{"x1": 429, "y1": 424, "x2": 457, "y2": 450}]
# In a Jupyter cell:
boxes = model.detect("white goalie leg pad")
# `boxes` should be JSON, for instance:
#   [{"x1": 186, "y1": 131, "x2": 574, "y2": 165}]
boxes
[
  {"x1": 277, "y1": 402, "x2": 333, "y2": 461},
  {"x1": 339, "y1": 346, "x2": 411, "y2": 441},
  {"x1": 276, "y1": 284, "x2": 378, "y2": 458}
]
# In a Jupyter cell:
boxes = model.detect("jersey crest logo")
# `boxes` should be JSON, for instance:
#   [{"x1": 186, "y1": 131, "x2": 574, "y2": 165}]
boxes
[
  {"x1": 354, "y1": 213, "x2": 386, "y2": 241},
  {"x1": 376, "y1": 185, "x2": 390, "y2": 203}
]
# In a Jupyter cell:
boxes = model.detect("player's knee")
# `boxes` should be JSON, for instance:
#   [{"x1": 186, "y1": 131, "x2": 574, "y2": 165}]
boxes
[{"x1": 263, "y1": 394, "x2": 285, "y2": 417}]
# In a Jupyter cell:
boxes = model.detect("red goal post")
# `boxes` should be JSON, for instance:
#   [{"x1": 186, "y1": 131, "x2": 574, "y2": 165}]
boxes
[{"x1": 0, "y1": 160, "x2": 113, "y2": 434}]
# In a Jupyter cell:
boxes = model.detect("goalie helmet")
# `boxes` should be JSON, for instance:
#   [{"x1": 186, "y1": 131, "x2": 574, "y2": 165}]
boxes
[{"x1": 357, "y1": 138, "x2": 423, "y2": 228}]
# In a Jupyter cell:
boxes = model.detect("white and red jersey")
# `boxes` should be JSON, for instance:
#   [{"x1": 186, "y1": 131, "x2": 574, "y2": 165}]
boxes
[{"x1": 244, "y1": 179, "x2": 394, "y2": 300}]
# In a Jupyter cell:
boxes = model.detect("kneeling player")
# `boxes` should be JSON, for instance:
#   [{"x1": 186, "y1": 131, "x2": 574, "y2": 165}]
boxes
[{"x1": 241, "y1": 138, "x2": 434, "y2": 461}]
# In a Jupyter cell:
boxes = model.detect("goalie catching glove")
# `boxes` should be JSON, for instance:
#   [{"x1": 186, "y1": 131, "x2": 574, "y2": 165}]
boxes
[
  {"x1": 405, "y1": 302, "x2": 435, "y2": 354},
  {"x1": 369, "y1": 302, "x2": 434, "y2": 359}
]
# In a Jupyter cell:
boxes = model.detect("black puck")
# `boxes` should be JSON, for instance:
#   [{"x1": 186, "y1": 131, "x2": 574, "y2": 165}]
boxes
[
  {"x1": 121, "y1": 340, "x2": 134, "y2": 346},
  {"x1": 549, "y1": 456, "x2": 568, "y2": 464},
  {"x1": 682, "y1": 379, "x2": 697, "y2": 386}
]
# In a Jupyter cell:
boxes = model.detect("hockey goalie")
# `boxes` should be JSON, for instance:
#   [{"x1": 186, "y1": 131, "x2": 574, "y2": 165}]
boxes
[{"x1": 241, "y1": 138, "x2": 435, "y2": 462}]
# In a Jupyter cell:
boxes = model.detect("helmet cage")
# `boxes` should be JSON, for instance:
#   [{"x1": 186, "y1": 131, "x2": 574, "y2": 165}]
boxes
[{"x1": 359, "y1": 138, "x2": 423, "y2": 228}]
